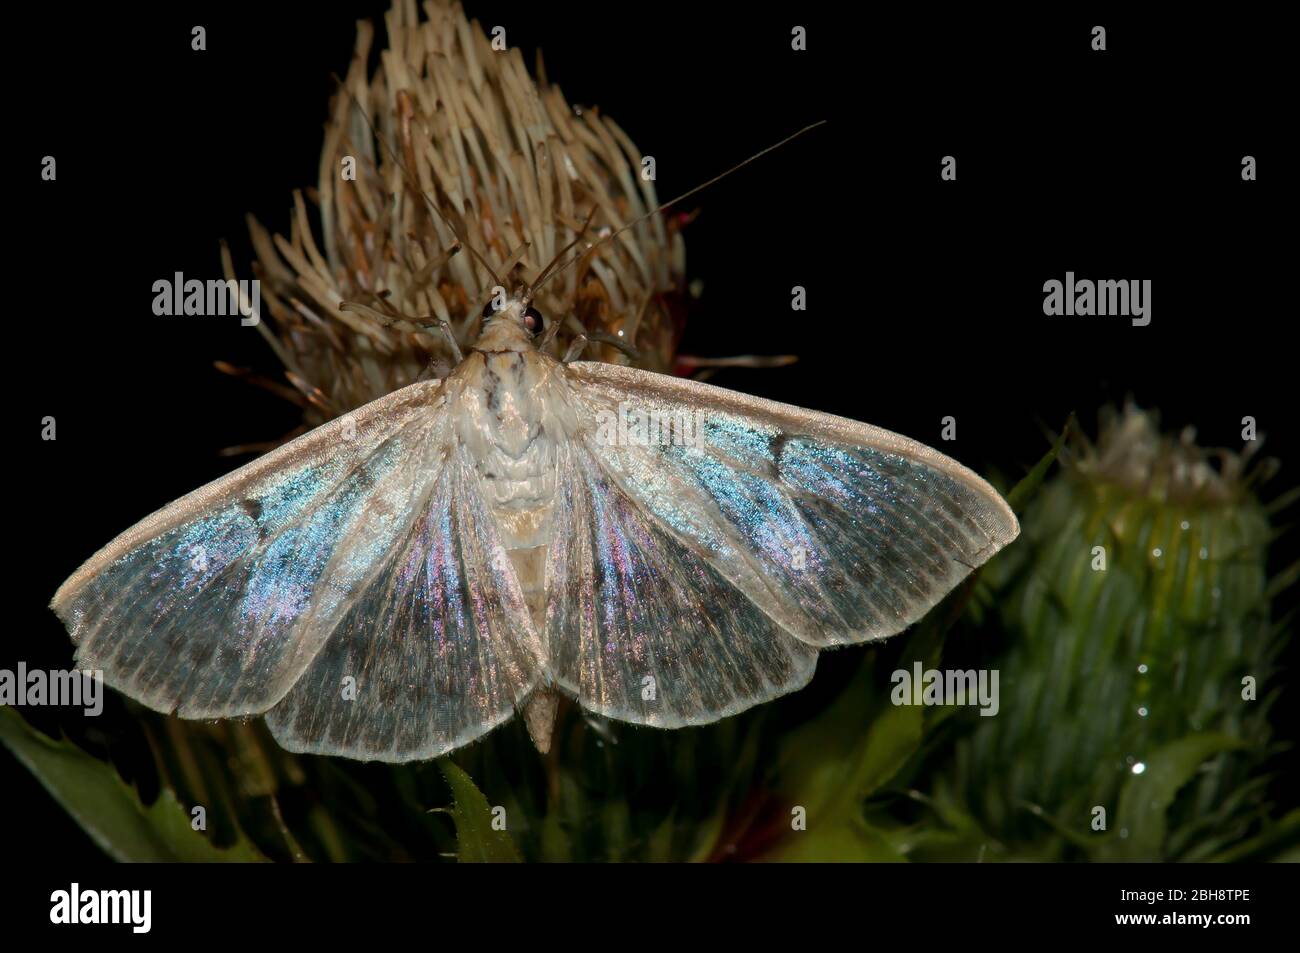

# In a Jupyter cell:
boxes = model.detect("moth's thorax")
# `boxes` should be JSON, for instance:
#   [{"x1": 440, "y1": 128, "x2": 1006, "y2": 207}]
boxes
[
  {"x1": 451, "y1": 349, "x2": 569, "y2": 552},
  {"x1": 471, "y1": 306, "x2": 535, "y2": 353}
]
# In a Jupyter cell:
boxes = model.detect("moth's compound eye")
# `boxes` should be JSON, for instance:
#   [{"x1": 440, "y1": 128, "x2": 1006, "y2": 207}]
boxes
[
  {"x1": 523, "y1": 306, "x2": 544, "y2": 336},
  {"x1": 481, "y1": 298, "x2": 502, "y2": 320}
]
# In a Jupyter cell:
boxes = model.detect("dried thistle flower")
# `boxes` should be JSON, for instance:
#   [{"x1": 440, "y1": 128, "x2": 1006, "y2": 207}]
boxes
[
  {"x1": 1073, "y1": 404, "x2": 1276, "y2": 505},
  {"x1": 225, "y1": 0, "x2": 686, "y2": 428}
]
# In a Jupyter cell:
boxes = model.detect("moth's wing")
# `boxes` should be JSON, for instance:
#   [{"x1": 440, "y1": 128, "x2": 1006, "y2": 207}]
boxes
[
  {"x1": 51, "y1": 381, "x2": 446, "y2": 718},
  {"x1": 561, "y1": 362, "x2": 1019, "y2": 655},
  {"x1": 265, "y1": 444, "x2": 544, "y2": 761},
  {"x1": 53, "y1": 379, "x2": 541, "y2": 756},
  {"x1": 544, "y1": 437, "x2": 817, "y2": 727}
]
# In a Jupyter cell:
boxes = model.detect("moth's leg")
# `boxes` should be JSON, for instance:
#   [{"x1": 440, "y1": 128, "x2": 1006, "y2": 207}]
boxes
[
  {"x1": 415, "y1": 357, "x2": 450, "y2": 382},
  {"x1": 405, "y1": 241, "x2": 464, "y2": 294},
  {"x1": 435, "y1": 318, "x2": 464, "y2": 363},
  {"x1": 561, "y1": 334, "x2": 588, "y2": 363},
  {"x1": 339, "y1": 297, "x2": 464, "y2": 378},
  {"x1": 674, "y1": 353, "x2": 799, "y2": 382},
  {"x1": 338, "y1": 301, "x2": 442, "y2": 342},
  {"x1": 340, "y1": 296, "x2": 466, "y2": 366},
  {"x1": 584, "y1": 330, "x2": 643, "y2": 365},
  {"x1": 676, "y1": 354, "x2": 799, "y2": 370},
  {"x1": 416, "y1": 320, "x2": 461, "y2": 380}
]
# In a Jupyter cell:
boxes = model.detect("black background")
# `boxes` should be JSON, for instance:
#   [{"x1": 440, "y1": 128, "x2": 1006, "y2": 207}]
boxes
[{"x1": 7, "y1": 0, "x2": 1295, "y2": 896}]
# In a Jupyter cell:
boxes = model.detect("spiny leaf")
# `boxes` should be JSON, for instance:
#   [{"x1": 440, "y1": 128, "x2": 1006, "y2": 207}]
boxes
[
  {"x1": 1264, "y1": 559, "x2": 1299, "y2": 601},
  {"x1": 1006, "y1": 416, "x2": 1071, "y2": 515},
  {"x1": 438, "y1": 760, "x2": 520, "y2": 862},
  {"x1": 0, "y1": 706, "x2": 267, "y2": 862},
  {"x1": 1205, "y1": 808, "x2": 1300, "y2": 863},
  {"x1": 1263, "y1": 484, "x2": 1300, "y2": 517}
]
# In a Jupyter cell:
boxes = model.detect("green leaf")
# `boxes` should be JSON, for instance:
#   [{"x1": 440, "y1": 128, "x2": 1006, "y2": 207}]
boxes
[
  {"x1": 847, "y1": 699, "x2": 926, "y2": 804},
  {"x1": 760, "y1": 652, "x2": 921, "y2": 861},
  {"x1": 1099, "y1": 733, "x2": 1247, "y2": 861},
  {"x1": 775, "y1": 656, "x2": 917, "y2": 819},
  {"x1": 774, "y1": 621, "x2": 946, "y2": 834},
  {"x1": 438, "y1": 760, "x2": 520, "y2": 862},
  {"x1": 762, "y1": 817, "x2": 906, "y2": 862},
  {"x1": 0, "y1": 706, "x2": 267, "y2": 862}
]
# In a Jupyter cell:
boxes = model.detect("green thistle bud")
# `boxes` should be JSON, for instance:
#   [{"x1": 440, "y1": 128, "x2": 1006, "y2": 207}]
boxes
[{"x1": 951, "y1": 406, "x2": 1282, "y2": 859}]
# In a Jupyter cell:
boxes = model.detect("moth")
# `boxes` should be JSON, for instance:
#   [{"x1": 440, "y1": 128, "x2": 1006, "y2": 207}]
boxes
[
  {"x1": 52, "y1": 272, "x2": 1017, "y2": 760},
  {"x1": 50, "y1": 13, "x2": 1016, "y2": 761}
]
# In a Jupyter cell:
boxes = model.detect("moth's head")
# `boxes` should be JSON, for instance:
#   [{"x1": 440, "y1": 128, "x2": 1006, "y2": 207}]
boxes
[{"x1": 472, "y1": 287, "x2": 546, "y2": 353}]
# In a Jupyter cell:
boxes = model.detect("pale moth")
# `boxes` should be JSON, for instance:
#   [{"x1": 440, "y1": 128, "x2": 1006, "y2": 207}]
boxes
[{"x1": 51, "y1": 126, "x2": 1018, "y2": 763}]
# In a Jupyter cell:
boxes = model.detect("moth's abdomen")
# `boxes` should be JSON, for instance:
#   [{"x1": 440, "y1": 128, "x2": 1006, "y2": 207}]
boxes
[{"x1": 477, "y1": 450, "x2": 557, "y2": 511}]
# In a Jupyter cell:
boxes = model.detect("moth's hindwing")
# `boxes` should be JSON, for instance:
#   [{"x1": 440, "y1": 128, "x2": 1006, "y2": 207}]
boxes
[
  {"x1": 544, "y1": 437, "x2": 818, "y2": 727},
  {"x1": 265, "y1": 445, "x2": 544, "y2": 760}
]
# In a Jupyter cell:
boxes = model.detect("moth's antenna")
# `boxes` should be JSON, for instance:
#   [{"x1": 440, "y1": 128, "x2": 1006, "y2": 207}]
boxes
[
  {"x1": 331, "y1": 73, "x2": 504, "y2": 289},
  {"x1": 530, "y1": 120, "x2": 827, "y2": 298},
  {"x1": 525, "y1": 205, "x2": 599, "y2": 310}
]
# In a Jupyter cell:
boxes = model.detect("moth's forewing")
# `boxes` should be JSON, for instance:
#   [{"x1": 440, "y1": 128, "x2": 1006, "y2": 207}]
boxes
[{"x1": 51, "y1": 382, "x2": 447, "y2": 720}]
